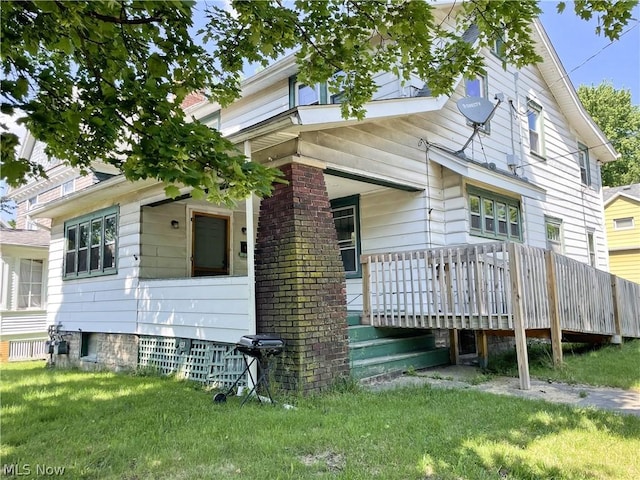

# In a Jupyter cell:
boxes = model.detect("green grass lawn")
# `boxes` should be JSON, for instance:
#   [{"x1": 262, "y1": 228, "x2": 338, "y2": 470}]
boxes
[
  {"x1": 1, "y1": 362, "x2": 639, "y2": 479},
  {"x1": 488, "y1": 339, "x2": 640, "y2": 391}
]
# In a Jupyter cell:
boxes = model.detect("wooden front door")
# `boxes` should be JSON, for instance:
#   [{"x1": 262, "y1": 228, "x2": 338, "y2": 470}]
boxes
[{"x1": 191, "y1": 212, "x2": 230, "y2": 276}]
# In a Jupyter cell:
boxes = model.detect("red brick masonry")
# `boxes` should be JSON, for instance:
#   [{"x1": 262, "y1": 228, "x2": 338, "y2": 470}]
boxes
[{"x1": 255, "y1": 163, "x2": 349, "y2": 393}]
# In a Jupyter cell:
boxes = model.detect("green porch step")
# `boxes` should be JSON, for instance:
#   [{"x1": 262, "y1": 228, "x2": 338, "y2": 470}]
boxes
[
  {"x1": 348, "y1": 324, "x2": 433, "y2": 342},
  {"x1": 351, "y1": 348, "x2": 451, "y2": 380},
  {"x1": 347, "y1": 320, "x2": 449, "y2": 381},
  {"x1": 346, "y1": 311, "x2": 362, "y2": 327},
  {"x1": 349, "y1": 334, "x2": 436, "y2": 362}
]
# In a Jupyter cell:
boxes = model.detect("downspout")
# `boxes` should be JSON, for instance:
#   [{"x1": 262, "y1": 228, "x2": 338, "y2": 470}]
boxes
[{"x1": 513, "y1": 70, "x2": 529, "y2": 243}]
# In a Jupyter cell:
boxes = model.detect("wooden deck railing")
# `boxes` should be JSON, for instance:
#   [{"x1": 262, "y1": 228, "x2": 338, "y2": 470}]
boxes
[{"x1": 362, "y1": 242, "x2": 640, "y2": 339}]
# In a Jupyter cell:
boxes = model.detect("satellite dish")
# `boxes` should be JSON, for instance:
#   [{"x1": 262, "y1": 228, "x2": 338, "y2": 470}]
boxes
[{"x1": 456, "y1": 96, "x2": 495, "y2": 125}]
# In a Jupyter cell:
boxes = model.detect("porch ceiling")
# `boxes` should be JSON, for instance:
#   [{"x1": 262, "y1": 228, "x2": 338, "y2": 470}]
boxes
[{"x1": 325, "y1": 173, "x2": 392, "y2": 199}]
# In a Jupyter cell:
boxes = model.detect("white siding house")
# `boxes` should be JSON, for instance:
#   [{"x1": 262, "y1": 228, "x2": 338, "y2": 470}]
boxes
[{"x1": 25, "y1": 18, "x2": 617, "y2": 383}]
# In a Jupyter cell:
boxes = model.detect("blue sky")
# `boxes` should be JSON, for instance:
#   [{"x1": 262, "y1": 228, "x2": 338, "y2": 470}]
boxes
[{"x1": 539, "y1": 1, "x2": 640, "y2": 105}]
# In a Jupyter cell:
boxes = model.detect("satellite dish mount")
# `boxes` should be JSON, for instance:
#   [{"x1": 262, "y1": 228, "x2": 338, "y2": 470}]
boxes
[{"x1": 455, "y1": 95, "x2": 503, "y2": 157}]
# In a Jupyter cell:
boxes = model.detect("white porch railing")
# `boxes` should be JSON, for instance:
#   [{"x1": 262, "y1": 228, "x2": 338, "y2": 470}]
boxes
[{"x1": 362, "y1": 242, "x2": 640, "y2": 338}]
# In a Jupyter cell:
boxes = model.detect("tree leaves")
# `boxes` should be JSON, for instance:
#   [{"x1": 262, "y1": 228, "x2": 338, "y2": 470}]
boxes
[
  {"x1": 1, "y1": 0, "x2": 636, "y2": 203},
  {"x1": 578, "y1": 82, "x2": 640, "y2": 186}
]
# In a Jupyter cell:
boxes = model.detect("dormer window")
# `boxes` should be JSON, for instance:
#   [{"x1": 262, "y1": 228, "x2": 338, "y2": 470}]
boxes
[{"x1": 289, "y1": 76, "x2": 327, "y2": 108}]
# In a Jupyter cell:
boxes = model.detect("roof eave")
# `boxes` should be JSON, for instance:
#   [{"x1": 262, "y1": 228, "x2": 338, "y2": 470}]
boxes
[{"x1": 532, "y1": 18, "x2": 619, "y2": 163}]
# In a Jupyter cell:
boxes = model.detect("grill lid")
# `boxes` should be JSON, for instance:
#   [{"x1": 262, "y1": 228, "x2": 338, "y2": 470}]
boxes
[{"x1": 236, "y1": 334, "x2": 284, "y2": 357}]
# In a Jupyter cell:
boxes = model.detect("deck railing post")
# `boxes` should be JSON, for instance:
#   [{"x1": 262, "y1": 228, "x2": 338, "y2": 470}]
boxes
[
  {"x1": 361, "y1": 256, "x2": 372, "y2": 325},
  {"x1": 544, "y1": 250, "x2": 563, "y2": 365},
  {"x1": 611, "y1": 274, "x2": 623, "y2": 345},
  {"x1": 508, "y1": 242, "x2": 531, "y2": 390}
]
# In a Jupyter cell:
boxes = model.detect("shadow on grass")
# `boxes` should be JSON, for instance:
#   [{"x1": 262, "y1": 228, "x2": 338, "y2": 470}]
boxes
[
  {"x1": 486, "y1": 339, "x2": 640, "y2": 391},
  {"x1": 1, "y1": 362, "x2": 639, "y2": 479}
]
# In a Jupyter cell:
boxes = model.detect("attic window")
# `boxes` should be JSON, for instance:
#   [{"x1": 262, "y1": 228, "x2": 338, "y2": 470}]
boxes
[
  {"x1": 289, "y1": 76, "x2": 327, "y2": 108},
  {"x1": 614, "y1": 217, "x2": 634, "y2": 230}
]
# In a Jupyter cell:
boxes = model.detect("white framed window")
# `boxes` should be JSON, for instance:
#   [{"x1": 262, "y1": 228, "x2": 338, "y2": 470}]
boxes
[
  {"x1": 468, "y1": 187, "x2": 522, "y2": 241},
  {"x1": 578, "y1": 143, "x2": 591, "y2": 186},
  {"x1": 527, "y1": 99, "x2": 545, "y2": 157},
  {"x1": 64, "y1": 206, "x2": 118, "y2": 279},
  {"x1": 492, "y1": 36, "x2": 506, "y2": 59},
  {"x1": 613, "y1": 217, "x2": 634, "y2": 230},
  {"x1": 289, "y1": 76, "x2": 327, "y2": 108},
  {"x1": 17, "y1": 259, "x2": 44, "y2": 309},
  {"x1": 587, "y1": 231, "x2": 596, "y2": 267},
  {"x1": 545, "y1": 216, "x2": 563, "y2": 253},
  {"x1": 62, "y1": 179, "x2": 75, "y2": 195},
  {"x1": 201, "y1": 110, "x2": 221, "y2": 130}
]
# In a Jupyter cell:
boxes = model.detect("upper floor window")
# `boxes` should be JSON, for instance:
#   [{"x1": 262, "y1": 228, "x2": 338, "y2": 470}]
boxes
[
  {"x1": 331, "y1": 195, "x2": 361, "y2": 278},
  {"x1": 545, "y1": 216, "x2": 563, "y2": 253},
  {"x1": 289, "y1": 76, "x2": 327, "y2": 108},
  {"x1": 613, "y1": 217, "x2": 634, "y2": 230},
  {"x1": 468, "y1": 187, "x2": 522, "y2": 241},
  {"x1": 492, "y1": 36, "x2": 506, "y2": 60},
  {"x1": 17, "y1": 259, "x2": 44, "y2": 309},
  {"x1": 62, "y1": 179, "x2": 75, "y2": 196},
  {"x1": 465, "y1": 75, "x2": 487, "y2": 98},
  {"x1": 26, "y1": 197, "x2": 39, "y2": 230},
  {"x1": 587, "y1": 231, "x2": 596, "y2": 267},
  {"x1": 201, "y1": 110, "x2": 221, "y2": 130},
  {"x1": 527, "y1": 99, "x2": 545, "y2": 157},
  {"x1": 64, "y1": 206, "x2": 118, "y2": 279},
  {"x1": 578, "y1": 143, "x2": 591, "y2": 186},
  {"x1": 464, "y1": 74, "x2": 490, "y2": 132}
]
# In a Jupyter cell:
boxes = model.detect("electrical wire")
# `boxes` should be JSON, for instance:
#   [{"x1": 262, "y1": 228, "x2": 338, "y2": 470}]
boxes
[{"x1": 541, "y1": 20, "x2": 640, "y2": 96}]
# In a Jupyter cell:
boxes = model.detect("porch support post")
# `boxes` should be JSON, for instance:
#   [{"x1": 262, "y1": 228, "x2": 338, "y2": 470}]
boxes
[
  {"x1": 477, "y1": 330, "x2": 489, "y2": 369},
  {"x1": 611, "y1": 274, "x2": 623, "y2": 345},
  {"x1": 449, "y1": 329, "x2": 459, "y2": 365},
  {"x1": 244, "y1": 140, "x2": 258, "y2": 390},
  {"x1": 255, "y1": 161, "x2": 349, "y2": 393},
  {"x1": 508, "y1": 243, "x2": 531, "y2": 390}
]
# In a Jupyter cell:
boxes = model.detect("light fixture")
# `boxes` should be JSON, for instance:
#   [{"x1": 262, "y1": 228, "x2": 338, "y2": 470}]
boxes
[{"x1": 171, "y1": 220, "x2": 180, "y2": 229}]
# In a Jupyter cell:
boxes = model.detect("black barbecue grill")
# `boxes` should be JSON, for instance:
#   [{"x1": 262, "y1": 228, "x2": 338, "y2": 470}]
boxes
[{"x1": 214, "y1": 334, "x2": 284, "y2": 405}]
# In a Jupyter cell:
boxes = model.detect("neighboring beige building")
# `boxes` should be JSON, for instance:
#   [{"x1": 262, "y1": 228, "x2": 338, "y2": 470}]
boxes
[
  {"x1": 603, "y1": 184, "x2": 640, "y2": 283},
  {"x1": 1, "y1": 134, "x2": 113, "y2": 361}
]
